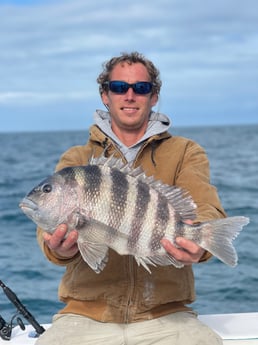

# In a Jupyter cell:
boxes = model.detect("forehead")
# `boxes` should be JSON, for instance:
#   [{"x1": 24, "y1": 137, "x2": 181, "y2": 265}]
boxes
[{"x1": 110, "y1": 62, "x2": 150, "y2": 82}]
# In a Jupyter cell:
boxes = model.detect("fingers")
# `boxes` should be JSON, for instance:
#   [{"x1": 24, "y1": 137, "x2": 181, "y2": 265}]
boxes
[
  {"x1": 161, "y1": 237, "x2": 205, "y2": 265},
  {"x1": 43, "y1": 224, "x2": 67, "y2": 250},
  {"x1": 43, "y1": 224, "x2": 79, "y2": 258}
]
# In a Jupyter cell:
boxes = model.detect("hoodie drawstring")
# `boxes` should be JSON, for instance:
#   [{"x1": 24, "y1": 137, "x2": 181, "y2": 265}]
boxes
[
  {"x1": 150, "y1": 141, "x2": 158, "y2": 167},
  {"x1": 101, "y1": 137, "x2": 110, "y2": 157}
]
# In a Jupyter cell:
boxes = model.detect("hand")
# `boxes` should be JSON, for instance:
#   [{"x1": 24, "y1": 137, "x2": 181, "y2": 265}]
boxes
[
  {"x1": 43, "y1": 224, "x2": 79, "y2": 259},
  {"x1": 160, "y1": 220, "x2": 205, "y2": 265},
  {"x1": 161, "y1": 237, "x2": 205, "y2": 265}
]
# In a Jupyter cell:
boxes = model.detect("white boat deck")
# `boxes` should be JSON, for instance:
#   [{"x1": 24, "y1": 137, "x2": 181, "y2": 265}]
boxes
[
  {"x1": 1, "y1": 313, "x2": 258, "y2": 344},
  {"x1": 199, "y1": 313, "x2": 258, "y2": 344}
]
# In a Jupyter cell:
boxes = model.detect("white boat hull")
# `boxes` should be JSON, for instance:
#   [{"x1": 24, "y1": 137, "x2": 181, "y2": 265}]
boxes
[{"x1": 1, "y1": 313, "x2": 258, "y2": 344}]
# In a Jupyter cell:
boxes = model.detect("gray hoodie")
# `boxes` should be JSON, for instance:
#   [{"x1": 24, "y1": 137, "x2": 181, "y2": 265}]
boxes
[{"x1": 94, "y1": 109, "x2": 171, "y2": 163}]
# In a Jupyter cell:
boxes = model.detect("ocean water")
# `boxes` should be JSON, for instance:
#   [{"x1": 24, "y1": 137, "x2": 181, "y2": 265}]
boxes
[{"x1": 0, "y1": 124, "x2": 257, "y2": 325}]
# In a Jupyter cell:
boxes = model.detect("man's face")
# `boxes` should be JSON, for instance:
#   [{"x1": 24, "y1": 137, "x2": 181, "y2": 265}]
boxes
[{"x1": 101, "y1": 62, "x2": 158, "y2": 138}]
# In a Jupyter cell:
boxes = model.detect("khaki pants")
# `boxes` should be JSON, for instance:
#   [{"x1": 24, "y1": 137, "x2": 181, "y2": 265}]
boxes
[{"x1": 35, "y1": 312, "x2": 223, "y2": 345}]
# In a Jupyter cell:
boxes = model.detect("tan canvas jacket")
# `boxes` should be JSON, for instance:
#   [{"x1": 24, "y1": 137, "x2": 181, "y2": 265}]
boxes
[{"x1": 37, "y1": 125, "x2": 226, "y2": 323}]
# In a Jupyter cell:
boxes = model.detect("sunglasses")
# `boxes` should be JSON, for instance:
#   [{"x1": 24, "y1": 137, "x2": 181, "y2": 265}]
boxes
[{"x1": 104, "y1": 81, "x2": 153, "y2": 95}]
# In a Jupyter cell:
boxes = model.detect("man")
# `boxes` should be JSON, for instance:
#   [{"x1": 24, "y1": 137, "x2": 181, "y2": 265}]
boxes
[{"x1": 36, "y1": 52, "x2": 224, "y2": 344}]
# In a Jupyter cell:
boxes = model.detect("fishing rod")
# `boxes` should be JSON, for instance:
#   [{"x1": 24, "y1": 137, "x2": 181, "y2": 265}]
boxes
[
  {"x1": 0, "y1": 279, "x2": 45, "y2": 340},
  {"x1": 0, "y1": 314, "x2": 12, "y2": 340}
]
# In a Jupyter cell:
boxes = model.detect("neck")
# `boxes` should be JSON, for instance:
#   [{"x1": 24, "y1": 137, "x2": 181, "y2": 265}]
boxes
[{"x1": 112, "y1": 126, "x2": 146, "y2": 147}]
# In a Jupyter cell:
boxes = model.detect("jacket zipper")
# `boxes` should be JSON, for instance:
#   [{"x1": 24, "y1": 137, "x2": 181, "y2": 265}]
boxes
[{"x1": 124, "y1": 256, "x2": 136, "y2": 323}]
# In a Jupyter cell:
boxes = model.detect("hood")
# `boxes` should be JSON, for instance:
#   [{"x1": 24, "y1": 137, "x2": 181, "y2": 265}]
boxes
[
  {"x1": 92, "y1": 109, "x2": 171, "y2": 164},
  {"x1": 94, "y1": 109, "x2": 171, "y2": 145}
]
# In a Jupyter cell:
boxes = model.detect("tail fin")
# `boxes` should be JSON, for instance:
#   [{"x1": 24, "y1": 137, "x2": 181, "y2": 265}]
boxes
[{"x1": 199, "y1": 216, "x2": 249, "y2": 266}]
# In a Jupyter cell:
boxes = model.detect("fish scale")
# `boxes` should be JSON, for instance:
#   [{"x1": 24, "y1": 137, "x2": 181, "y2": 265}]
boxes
[
  {"x1": 128, "y1": 180, "x2": 150, "y2": 250},
  {"x1": 20, "y1": 155, "x2": 250, "y2": 274},
  {"x1": 108, "y1": 168, "x2": 128, "y2": 232}
]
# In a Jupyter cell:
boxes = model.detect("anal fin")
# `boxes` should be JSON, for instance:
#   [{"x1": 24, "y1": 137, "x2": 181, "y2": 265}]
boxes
[{"x1": 134, "y1": 254, "x2": 184, "y2": 273}]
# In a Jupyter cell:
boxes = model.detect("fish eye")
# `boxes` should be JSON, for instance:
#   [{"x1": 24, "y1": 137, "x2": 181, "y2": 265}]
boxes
[{"x1": 42, "y1": 184, "x2": 52, "y2": 193}]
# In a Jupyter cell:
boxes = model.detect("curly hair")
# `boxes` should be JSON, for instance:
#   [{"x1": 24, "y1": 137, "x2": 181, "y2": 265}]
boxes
[{"x1": 97, "y1": 51, "x2": 162, "y2": 96}]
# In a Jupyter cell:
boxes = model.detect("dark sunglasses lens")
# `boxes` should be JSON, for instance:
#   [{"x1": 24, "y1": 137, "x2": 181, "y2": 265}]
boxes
[
  {"x1": 109, "y1": 81, "x2": 129, "y2": 94},
  {"x1": 133, "y1": 82, "x2": 152, "y2": 94}
]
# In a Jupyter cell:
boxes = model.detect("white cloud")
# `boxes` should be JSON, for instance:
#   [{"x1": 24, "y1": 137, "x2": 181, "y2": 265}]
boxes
[{"x1": 0, "y1": 91, "x2": 93, "y2": 105}]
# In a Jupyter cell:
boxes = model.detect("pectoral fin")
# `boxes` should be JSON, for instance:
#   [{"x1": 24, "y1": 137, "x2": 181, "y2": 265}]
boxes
[{"x1": 78, "y1": 239, "x2": 109, "y2": 273}]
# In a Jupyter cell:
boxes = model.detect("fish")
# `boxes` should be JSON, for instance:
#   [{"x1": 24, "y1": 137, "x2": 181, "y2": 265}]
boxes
[{"x1": 19, "y1": 155, "x2": 249, "y2": 273}]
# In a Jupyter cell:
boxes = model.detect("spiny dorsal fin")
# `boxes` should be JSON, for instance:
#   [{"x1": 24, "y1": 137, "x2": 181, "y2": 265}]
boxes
[{"x1": 89, "y1": 154, "x2": 197, "y2": 221}]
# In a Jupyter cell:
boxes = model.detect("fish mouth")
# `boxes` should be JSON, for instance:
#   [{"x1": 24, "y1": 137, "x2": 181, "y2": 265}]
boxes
[{"x1": 19, "y1": 198, "x2": 38, "y2": 214}]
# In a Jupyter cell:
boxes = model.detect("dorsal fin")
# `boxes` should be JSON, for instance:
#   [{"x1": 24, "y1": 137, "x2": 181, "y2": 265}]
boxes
[{"x1": 89, "y1": 155, "x2": 197, "y2": 221}]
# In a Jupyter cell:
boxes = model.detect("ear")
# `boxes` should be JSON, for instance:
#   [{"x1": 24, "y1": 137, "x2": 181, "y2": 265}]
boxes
[
  {"x1": 151, "y1": 93, "x2": 158, "y2": 107},
  {"x1": 101, "y1": 92, "x2": 109, "y2": 106}
]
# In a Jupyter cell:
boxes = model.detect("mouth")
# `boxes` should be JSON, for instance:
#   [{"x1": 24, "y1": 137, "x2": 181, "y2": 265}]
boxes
[
  {"x1": 121, "y1": 107, "x2": 139, "y2": 113},
  {"x1": 19, "y1": 198, "x2": 38, "y2": 214}
]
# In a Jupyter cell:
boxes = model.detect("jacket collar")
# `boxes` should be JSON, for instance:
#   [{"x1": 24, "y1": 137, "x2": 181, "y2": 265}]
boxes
[{"x1": 88, "y1": 124, "x2": 171, "y2": 164}]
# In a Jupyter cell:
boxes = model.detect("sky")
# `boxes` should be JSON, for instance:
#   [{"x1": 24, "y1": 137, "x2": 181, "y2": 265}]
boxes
[{"x1": 0, "y1": 0, "x2": 257, "y2": 132}]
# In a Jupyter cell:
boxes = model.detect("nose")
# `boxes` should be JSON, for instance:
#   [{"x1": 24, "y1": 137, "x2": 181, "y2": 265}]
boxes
[{"x1": 124, "y1": 87, "x2": 136, "y2": 101}]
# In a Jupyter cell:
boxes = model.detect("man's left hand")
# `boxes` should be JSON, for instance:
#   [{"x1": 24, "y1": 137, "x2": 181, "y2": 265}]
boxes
[{"x1": 161, "y1": 237, "x2": 205, "y2": 265}]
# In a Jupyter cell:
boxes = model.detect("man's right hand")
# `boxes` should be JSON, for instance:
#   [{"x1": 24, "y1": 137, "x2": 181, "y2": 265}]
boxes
[{"x1": 43, "y1": 224, "x2": 79, "y2": 258}]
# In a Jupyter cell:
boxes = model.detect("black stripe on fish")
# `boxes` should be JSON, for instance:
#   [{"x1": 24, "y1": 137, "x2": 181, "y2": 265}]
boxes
[
  {"x1": 150, "y1": 193, "x2": 169, "y2": 251},
  {"x1": 128, "y1": 180, "x2": 151, "y2": 251},
  {"x1": 108, "y1": 168, "x2": 129, "y2": 232},
  {"x1": 84, "y1": 165, "x2": 103, "y2": 196},
  {"x1": 58, "y1": 167, "x2": 79, "y2": 188}
]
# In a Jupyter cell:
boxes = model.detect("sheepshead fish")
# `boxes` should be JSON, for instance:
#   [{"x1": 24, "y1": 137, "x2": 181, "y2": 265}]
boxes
[{"x1": 19, "y1": 156, "x2": 249, "y2": 273}]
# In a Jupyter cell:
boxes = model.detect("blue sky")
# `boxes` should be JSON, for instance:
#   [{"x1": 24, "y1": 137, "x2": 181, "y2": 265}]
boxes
[{"x1": 0, "y1": 0, "x2": 257, "y2": 132}]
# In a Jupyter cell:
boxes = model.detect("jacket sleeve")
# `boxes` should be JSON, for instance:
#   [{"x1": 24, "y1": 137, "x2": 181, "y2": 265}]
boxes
[
  {"x1": 176, "y1": 140, "x2": 226, "y2": 220},
  {"x1": 175, "y1": 140, "x2": 227, "y2": 263},
  {"x1": 36, "y1": 145, "x2": 93, "y2": 266}
]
